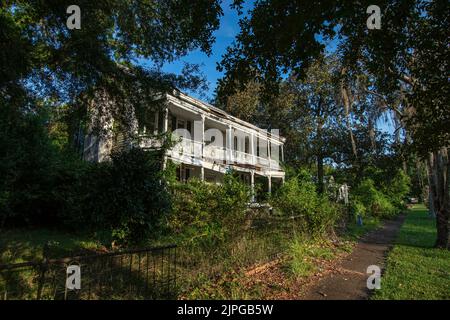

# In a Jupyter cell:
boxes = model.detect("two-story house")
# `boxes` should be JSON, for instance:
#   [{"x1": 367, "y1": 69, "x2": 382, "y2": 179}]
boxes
[{"x1": 83, "y1": 90, "x2": 285, "y2": 199}]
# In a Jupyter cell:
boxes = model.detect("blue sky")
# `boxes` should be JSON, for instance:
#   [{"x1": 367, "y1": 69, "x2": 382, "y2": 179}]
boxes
[
  {"x1": 159, "y1": 0, "x2": 252, "y2": 101},
  {"x1": 151, "y1": 1, "x2": 338, "y2": 102},
  {"x1": 138, "y1": 1, "x2": 395, "y2": 135}
]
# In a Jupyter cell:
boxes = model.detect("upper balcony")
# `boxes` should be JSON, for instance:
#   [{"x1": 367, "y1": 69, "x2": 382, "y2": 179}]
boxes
[
  {"x1": 134, "y1": 91, "x2": 285, "y2": 175},
  {"x1": 139, "y1": 135, "x2": 282, "y2": 172}
]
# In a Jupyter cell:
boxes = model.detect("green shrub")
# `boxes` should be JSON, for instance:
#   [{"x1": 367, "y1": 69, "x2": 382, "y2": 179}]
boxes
[
  {"x1": 0, "y1": 103, "x2": 56, "y2": 227},
  {"x1": 372, "y1": 194, "x2": 397, "y2": 218},
  {"x1": 168, "y1": 178, "x2": 219, "y2": 241},
  {"x1": 272, "y1": 176, "x2": 342, "y2": 236},
  {"x1": 352, "y1": 178, "x2": 399, "y2": 218},
  {"x1": 383, "y1": 170, "x2": 411, "y2": 209},
  {"x1": 350, "y1": 198, "x2": 367, "y2": 218},
  {"x1": 168, "y1": 171, "x2": 250, "y2": 246},
  {"x1": 85, "y1": 148, "x2": 171, "y2": 244},
  {"x1": 271, "y1": 178, "x2": 318, "y2": 217},
  {"x1": 308, "y1": 198, "x2": 343, "y2": 235},
  {"x1": 217, "y1": 173, "x2": 251, "y2": 234},
  {"x1": 51, "y1": 148, "x2": 171, "y2": 244}
]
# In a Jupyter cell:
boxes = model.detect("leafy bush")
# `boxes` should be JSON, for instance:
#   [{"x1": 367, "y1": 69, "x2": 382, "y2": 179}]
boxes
[
  {"x1": 351, "y1": 178, "x2": 400, "y2": 218},
  {"x1": 271, "y1": 178, "x2": 318, "y2": 217},
  {"x1": 167, "y1": 171, "x2": 250, "y2": 246},
  {"x1": 350, "y1": 198, "x2": 367, "y2": 218},
  {"x1": 44, "y1": 148, "x2": 171, "y2": 244},
  {"x1": 383, "y1": 170, "x2": 411, "y2": 209},
  {"x1": 0, "y1": 103, "x2": 56, "y2": 227},
  {"x1": 217, "y1": 173, "x2": 252, "y2": 232},
  {"x1": 271, "y1": 175, "x2": 342, "y2": 236},
  {"x1": 82, "y1": 148, "x2": 171, "y2": 244}
]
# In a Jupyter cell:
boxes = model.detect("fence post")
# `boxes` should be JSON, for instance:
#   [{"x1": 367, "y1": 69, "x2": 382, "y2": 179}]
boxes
[{"x1": 36, "y1": 243, "x2": 50, "y2": 300}]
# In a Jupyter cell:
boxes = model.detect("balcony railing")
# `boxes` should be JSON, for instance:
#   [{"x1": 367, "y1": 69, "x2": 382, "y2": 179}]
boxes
[
  {"x1": 138, "y1": 136, "x2": 281, "y2": 170},
  {"x1": 204, "y1": 145, "x2": 226, "y2": 162},
  {"x1": 232, "y1": 150, "x2": 253, "y2": 165},
  {"x1": 255, "y1": 155, "x2": 270, "y2": 167},
  {"x1": 172, "y1": 137, "x2": 202, "y2": 158},
  {"x1": 270, "y1": 158, "x2": 281, "y2": 170}
]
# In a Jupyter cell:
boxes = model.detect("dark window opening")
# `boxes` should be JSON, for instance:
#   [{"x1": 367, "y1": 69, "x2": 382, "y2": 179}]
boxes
[{"x1": 245, "y1": 137, "x2": 250, "y2": 154}]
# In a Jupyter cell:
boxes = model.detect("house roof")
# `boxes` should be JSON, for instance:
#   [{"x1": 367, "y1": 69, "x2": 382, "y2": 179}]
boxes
[{"x1": 169, "y1": 89, "x2": 286, "y2": 143}]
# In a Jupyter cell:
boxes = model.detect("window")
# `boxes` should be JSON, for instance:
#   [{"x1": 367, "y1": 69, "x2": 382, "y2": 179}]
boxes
[
  {"x1": 177, "y1": 119, "x2": 185, "y2": 129},
  {"x1": 185, "y1": 168, "x2": 191, "y2": 181},
  {"x1": 138, "y1": 111, "x2": 156, "y2": 135},
  {"x1": 245, "y1": 136, "x2": 250, "y2": 154},
  {"x1": 256, "y1": 137, "x2": 260, "y2": 156},
  {"x1": 206, "y1": 136, "x2": 215, "y2": 146},
  {"x1": 186, "y1": 120, "x2": 192, "y2": 135},
  {"x1": 170, "y1": 114, "x2": 176, "y2": 132}
]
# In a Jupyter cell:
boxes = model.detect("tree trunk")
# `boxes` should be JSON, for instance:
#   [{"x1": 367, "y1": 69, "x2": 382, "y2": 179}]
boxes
[
  {"x1": 340, "y1": 70, "x2": 358, "y2": 161},
  {"x1": 428, "y1": 148, "x2": 449, "y2": 249},
  {"x1": 426, "y1": 161, "x2": 436, "y2": 217},
  {"x1": 315, "y1": 98, "x2": 325, "y2": 195},
  {"x1": 317, "y1": 154, "x2": 324, "y2": 194}
]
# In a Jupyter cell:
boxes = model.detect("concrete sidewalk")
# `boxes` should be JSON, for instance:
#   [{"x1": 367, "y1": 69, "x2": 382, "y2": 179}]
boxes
[{"x1": 302, "y1": 215, "x2": 406, "y2": 300}]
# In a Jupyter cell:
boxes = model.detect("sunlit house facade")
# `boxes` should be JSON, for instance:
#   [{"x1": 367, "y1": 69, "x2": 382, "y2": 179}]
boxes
[{"x1": 83, "y1": 90, "x2": 286, "y2": 197}]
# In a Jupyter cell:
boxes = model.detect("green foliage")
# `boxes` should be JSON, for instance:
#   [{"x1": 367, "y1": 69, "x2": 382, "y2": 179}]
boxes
[
  {"x1": 80, "y1": 148, "x2": 171, "y2": 244},
  {"x1": 1, "y1": 1, "x2": 222, "y2": 101},
  {"x1": 167, "y1": 172, "x2": 250, "y2": 246},
  {"x1": 383, "y1": 170, "x2": 411, "y2": 209},
  {"x1": 352, "y1": 179, "x2": 390, "y2": 218},
  {"x1": 271, "y1": 175, "x2": 342, "y2": 236},
  {"x1": 0, "y1": 103, "x2": 56, "y2": 227},
  {"x1": 288, "y1": 238, "x2": 335, "y2": 277},
  {"x1": 220, "y1": 1, "x2": 448, "y2": 154},
  {"x1": 0, "y1": 111, "x2": 171, "y2": 245},
  {"x1": 271, "y1": 178, "x2": 318, "y2": 218},
  {"x1": 372, "y1": 205, "x2": 450, "y2": 300},
  {"x1": 351, "y1": 171, "x2": 411, "y2": 219}
]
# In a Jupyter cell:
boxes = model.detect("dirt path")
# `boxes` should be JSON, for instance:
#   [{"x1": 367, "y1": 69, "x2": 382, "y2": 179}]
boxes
[{"x1": 301, "y1": 214, "x2": 406, "y2": 300}]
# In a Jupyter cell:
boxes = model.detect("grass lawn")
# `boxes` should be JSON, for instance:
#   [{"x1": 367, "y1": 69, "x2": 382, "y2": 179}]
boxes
[
  {"x1": 372, "y1": 204, "x2": 450, "y2": 300},
  {"x1": 345, "y1": 216, "x2": 381, "y2": 240},
  {"x1": 0, "y1": 228, "x2": 104, "y2": 264}
]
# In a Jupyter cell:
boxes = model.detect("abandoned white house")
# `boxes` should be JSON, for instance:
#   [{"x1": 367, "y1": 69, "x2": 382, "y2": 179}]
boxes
[{"x1": 83, "y1": 90, "x2": 286, "y2": 197}]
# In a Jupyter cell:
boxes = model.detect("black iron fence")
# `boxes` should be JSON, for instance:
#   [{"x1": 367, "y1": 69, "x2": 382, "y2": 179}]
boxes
[{"x1": 0, "y1": 245, "x2": 177, "y2": 300}]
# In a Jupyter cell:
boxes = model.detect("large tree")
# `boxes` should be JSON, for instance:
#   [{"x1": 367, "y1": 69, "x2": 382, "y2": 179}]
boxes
[
  {"x1": 1, "y1": 0, "x2": 223, "y2": 131},
  {"x1": 0, "y1": 1, "x2": 224, "y2": 226},
  {"x1": 219, "y1": 55, "x2": 392, "y2": 193},
  {"x1": 219, "y1": 0, "x2": 449, "y2": 247},
  {"x1": 283, "y1": 55, "x2": 343, "y2": 193}
]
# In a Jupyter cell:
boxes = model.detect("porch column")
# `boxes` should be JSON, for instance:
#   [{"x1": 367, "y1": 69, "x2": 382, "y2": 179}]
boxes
[
  {"x1": 281, "y1": 144, "x2": 284, "y2": 163},
  {"x1": 268, "y1": 139, "x2": 271, "y2": 169},
  {"x1": 163, "y1": 106, "x2": 169, "y2": 133},
  {"x1": 201, "y1": 114, "x2": 205, "y2": 159},
  {"x1": 251, "y1": 170, "x2": 255, "y2": 202},
  {"x1": 200, "y1": 115, "x2": 205, "y2": 182},
  {"x1": 162, "y1": 106, "x2": 169, "y2": 169},
  {"x1": 227, "y1": 124, "x2": 233, "y2": 164},
  {"x1": 194, "y1": 114, "x2": 205, "y2": 160},
  {"x1": 250, "y1": 133, "x2": 255, "y2": 165},
  {"x1": 154, "y1": 112, "x2": 159, "y2": 135},
  {"x1": 268, "y1": 175, "x2": 272, "y2": 194}
]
